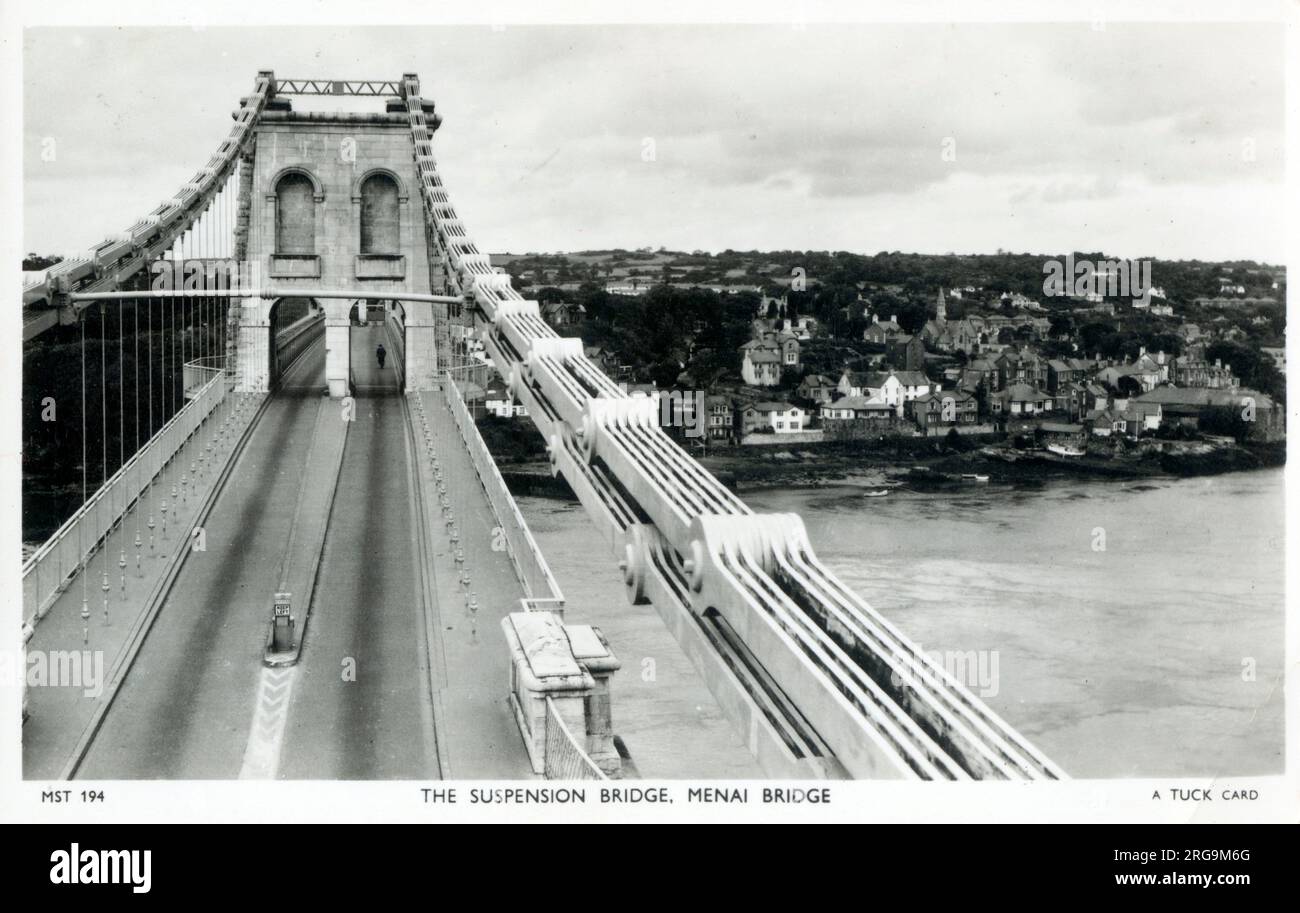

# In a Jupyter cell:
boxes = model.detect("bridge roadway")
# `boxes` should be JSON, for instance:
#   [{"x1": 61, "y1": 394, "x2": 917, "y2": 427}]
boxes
[
  {"x1": 275, "y1": 326, "x2": 437, "y2": 778},
  {"x1": 59, "y1": 325, "x2": 525, "y2": 779}
]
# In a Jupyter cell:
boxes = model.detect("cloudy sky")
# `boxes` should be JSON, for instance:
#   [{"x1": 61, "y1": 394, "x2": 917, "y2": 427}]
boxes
[{"x1": 22, "y1": 22, "x2": 1286, "y2": 262}]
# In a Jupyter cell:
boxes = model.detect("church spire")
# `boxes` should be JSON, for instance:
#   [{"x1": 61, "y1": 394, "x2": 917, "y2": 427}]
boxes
[{"x1": 936, "y1": 288, "x2": 947, "y2": 324}]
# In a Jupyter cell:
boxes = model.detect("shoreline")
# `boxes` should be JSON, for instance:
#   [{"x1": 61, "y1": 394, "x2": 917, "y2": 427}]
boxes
[{"x1": 500, "y1": 438, "x2": 1285, "y2": 500}]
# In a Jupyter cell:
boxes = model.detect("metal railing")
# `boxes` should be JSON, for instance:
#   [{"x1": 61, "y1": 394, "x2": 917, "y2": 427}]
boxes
[
  {"x1": 275, "y1": 313, "x2": 325, "y2": 382},
  {"x1": 22, "y1": 365, "x2": 229, "y2": 626},
  {"x1": 442, "y1": 374, "x2": 565, "y2": 614},
  {"x1": 384, "y1": 308, "x2": 406, "y2": 390},
  {"x1": 543, "y1": 697, "x2": 608, "y2": 780},
  {"x1": 183, "y1": 357, "x2": 226, "y2": 398}
]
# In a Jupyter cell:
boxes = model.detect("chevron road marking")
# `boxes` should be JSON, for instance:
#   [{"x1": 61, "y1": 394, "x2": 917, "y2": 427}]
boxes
[{"x1": 238, "y1": 667, "x2": 298, "y2": 779}]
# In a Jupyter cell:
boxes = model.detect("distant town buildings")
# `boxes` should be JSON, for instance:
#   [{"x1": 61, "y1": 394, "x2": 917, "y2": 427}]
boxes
[
  {"x1": 1193, "y1": 296, "x2": 1278, "y2": 309},
  {"x1": 1170, "y1": 356, "x2": 1237, "y2": 390},
  {"x1": 478, "y1": 259, "x2": 1284, "y2": 450},
  {"x1": 605, "y1": 280, "x2": 646, "y2": 296}
]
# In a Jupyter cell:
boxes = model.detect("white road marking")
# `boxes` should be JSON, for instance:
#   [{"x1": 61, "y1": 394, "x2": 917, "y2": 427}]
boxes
[{"x1": 238, "y1": 666, "x2": 297, "y2": 779}]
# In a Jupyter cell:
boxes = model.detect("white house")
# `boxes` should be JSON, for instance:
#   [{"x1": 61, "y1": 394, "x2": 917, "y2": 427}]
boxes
[
  {"x1": 872, "y1": 370, "x2": 935, "y2": 417},
  {"x1": 742, "y1": 401, "x2": 806, "y2": 434},
  {"x1": 820, "y1": 396, "x2": 894, "y2": 422},
  {"x1": 741, "y1": 345, "x2": 782, "y2": 386},
  {"x1": 837, "y1": 369, "x2": 934, "y2": 416},
  {"x1": 484, "y1": 382, "x2": 528, "y2": 418}
]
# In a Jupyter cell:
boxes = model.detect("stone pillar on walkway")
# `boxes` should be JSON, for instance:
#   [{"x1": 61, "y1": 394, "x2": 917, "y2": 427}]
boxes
[
  {"x1": 501, "y1": 611, "x2": 594, "y2": 775},
  {"x1": 565, "y1": 624, "x2": 622, "y2": 777},
  {"x1": 324, "y1": 315, "x2": 351, "y2": 398},
  {"x1": 234, "y1": 298, "x2": 272, "y2": 393},
  {"x1": 403, "y1": 301, "x2": 438, "y2": 393}
]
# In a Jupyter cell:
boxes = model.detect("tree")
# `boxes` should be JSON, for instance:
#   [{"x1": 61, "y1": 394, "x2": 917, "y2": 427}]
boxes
[
  {"x1": 1199, "y1": 404, "x2": 1252, "y2": 443},
  {"x1": 893, "y1": 300, "x2": 928, "y2": 335},
  {"x1": 1116, "y1": 375, "x2": 1143, "y2": 398},
  {"x1": 534, "y1": 286, "x2": 566, "y2": 305},
  {"x1": 1207, "y1": 340, "x2": 1284, "y2": 401},
  {"x1": 1048, "y1": 313, "x2": 1074, "y2": 339},
  {"x1": 23, "y1": 253, "x2": 63, "y2": 271},
  {"x1": 974, "y1": 378, "x2": 991, "y2": 418}
]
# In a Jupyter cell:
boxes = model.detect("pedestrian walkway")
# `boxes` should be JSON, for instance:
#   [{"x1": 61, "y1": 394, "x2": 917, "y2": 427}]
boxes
[
  {"x1": 23, "y1": 388, "x2": 267, "y2": 779},
  {"x1": 410, "y1": 387, "x2": 535, "y2": 778}
]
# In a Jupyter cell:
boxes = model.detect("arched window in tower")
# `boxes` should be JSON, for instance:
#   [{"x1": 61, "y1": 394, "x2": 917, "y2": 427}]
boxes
[
  {"x1": 360, "y1": 173, "x2": 400, "y2": 255},
  {"x1": 275, "y1": 172, "x2": 316, "y2": 254}
]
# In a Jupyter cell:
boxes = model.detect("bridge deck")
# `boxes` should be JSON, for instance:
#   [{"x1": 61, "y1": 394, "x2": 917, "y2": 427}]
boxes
[
  {"x1": 27, "y1": 325, "x2": 541, "y2": 779},
  {"x1": 71, "y1": 338, "x2": 336, "y2": 777}
]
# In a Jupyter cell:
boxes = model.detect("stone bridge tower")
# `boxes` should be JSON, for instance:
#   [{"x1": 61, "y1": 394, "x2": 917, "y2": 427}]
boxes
[{"x1": 233, "y1": 79, "x2": 445, "y2": 396}]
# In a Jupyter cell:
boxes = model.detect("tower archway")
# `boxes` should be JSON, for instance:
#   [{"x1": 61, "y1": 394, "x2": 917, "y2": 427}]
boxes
[{"x1": 268, "y1": 297, "x2": 323, "y2": 388}]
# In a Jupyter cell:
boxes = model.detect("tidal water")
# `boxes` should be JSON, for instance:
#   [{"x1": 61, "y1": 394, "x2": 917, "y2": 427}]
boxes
[{"x1": 520, "y1": 468, "x2": 1285, "y2": 777}]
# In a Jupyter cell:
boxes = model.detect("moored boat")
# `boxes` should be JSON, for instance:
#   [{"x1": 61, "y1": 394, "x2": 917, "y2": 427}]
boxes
[{"x1": 1046, "y1": 443, "x2": 1086, "y2": 458}]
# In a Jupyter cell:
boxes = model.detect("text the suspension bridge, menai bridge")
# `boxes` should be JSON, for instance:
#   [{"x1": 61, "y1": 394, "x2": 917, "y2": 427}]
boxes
[{"x1": 20, "y1": 72, "x2": 1065, "y2": 782}]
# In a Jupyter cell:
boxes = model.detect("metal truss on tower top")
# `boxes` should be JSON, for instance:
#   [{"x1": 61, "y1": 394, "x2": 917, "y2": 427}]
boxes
[{"x1": 272, "y1": 78, "x2": 406, "y2": 97}]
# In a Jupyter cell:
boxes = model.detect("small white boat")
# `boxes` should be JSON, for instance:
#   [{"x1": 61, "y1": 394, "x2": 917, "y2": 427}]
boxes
[
  {"x1": 863, "y1": 489, "x2": 891, "y2": 498},
  {"x1": 1046, "y1": 443, "x2": 1086, "y2": 458},
  {"x1": 961, "y1": 473, "x2": 990, "y2": 483}
]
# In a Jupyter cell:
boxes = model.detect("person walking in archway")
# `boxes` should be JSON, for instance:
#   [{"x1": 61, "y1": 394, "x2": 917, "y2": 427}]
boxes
[{"x1": 376, "y1": 342, "x2": 387, "y2": 369}]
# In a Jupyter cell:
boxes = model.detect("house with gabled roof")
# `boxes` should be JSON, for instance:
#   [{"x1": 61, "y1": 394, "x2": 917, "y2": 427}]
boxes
[
  {"x1": 741, "y1": 342, "x2": 782, "y2": 387},
  {"x1": 820, "y1": 395, "x2": 895, "y2": 422},
  {"x1": 911, "y1": 389, "x2": 977, "y2": 429},
  {"x1": 996, "y1": 348, "x2": 1049, "y2": 390},
  {"x1": 797, "y1": 373, "x2": 839, "y2": 404},
  {"x1": 863, "y1": 313, "x2": 904, "y2": 345},
  {"x1": 741, "y1": 401, "x2": 806, "y2": 434},
  {"x1": 540, "y1": 299, "x2": 586, "y2": 327},
  {"x1": 991, "y1": 383, "x2": 1053, "y2": 416}
]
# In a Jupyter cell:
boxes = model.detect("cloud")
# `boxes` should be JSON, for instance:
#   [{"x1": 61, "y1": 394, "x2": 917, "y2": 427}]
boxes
[{"x1": 21, "y1": 22, "x2": 1286, "y2": 261}]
